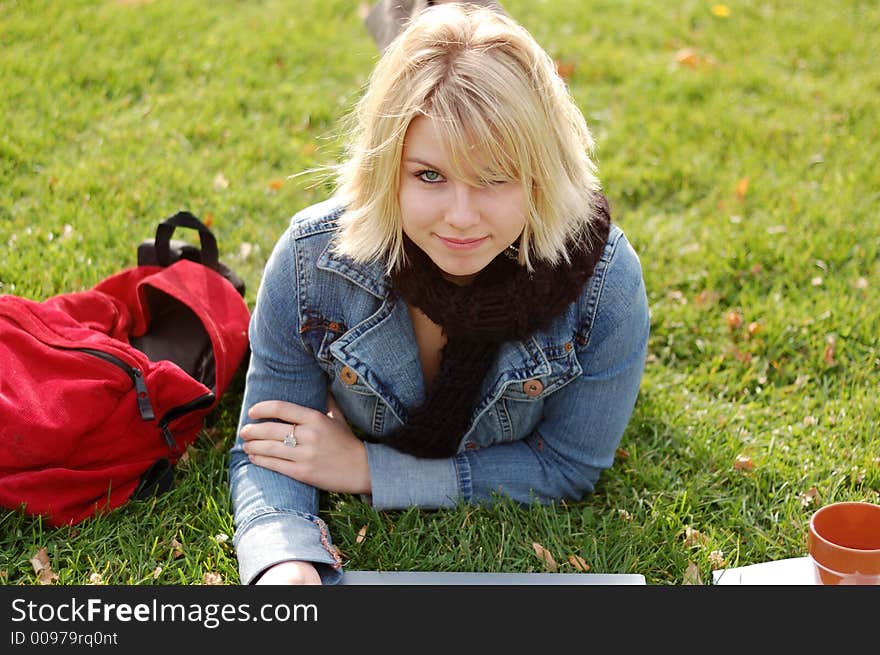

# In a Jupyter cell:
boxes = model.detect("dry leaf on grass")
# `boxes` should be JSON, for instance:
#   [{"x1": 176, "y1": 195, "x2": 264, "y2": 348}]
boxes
[
  {"x1": 734, "y1": 454, "x2": 754, "y2": 471},
  {"x1": 683, "y1": 561, "x2": 703, "y2": 585},
  {"x1": 532, "y1": 542, "x2": 558, "y2": 571},
  {"x1": 555, "y1": 60, "x2": 576, "y2": 80},
  {"x1": 203, "y1": 572, "x2": 223, "y2": 585},
  {"x1": 800, "y1": 486, "x2": 820, "y2": 507},
  {"x1": 682, "y1": 526, "x2": 708, "y2": 548},
  {"x1": 823, "y1": 338, "x2": 837, "y2": 366},
  {"x1": 725, "y1": 310, "x2": 743, "y2": 330},
  {"x1": 30, "y1": 548, "x2": 50, "y2": 574},
  {"x1": 568, "y1": 555, "x2": 590, "y2": 572},
  {"x1": 675, "y1": 48, "x2": 700, "y2": 68},
  {"x1": 213, "y1": 172, "x2": 229, "y2": 191},
  {"x1": 30, "y1": 548, "x2": 59, "y2": 585},
  {"x1": 171, "y1": 538, "x2": 184, "y2": 559},
  {"x1": 356, "y1": 525, "x2": 368, "y2": 544}
]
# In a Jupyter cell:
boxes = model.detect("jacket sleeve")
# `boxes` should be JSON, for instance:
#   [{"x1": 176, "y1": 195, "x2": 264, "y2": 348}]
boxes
[
  {"x1": 364, "y1": 229, "x2": 649, "y2": 509},
  {"x1": 228, "y1": 227, "x2": 343, "y2": 584}
]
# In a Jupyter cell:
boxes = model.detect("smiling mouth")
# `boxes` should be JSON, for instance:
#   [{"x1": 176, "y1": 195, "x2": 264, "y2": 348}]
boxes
[{"x1": 436, "y1": 235, "x2": 488, "y2": 250}]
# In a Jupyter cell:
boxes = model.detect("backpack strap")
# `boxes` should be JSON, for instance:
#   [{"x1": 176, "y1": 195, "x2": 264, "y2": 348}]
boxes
[{"x1": 137, "y1": 211, "x2": 246, "y2": 296}]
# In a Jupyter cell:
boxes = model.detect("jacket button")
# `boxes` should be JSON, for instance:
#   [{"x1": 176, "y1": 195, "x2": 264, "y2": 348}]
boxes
[
  {"x1": 339, "y1": 366, "x2": 358, "y2": 385},
  {"x1": 523, "y1": 379, "x2": 544, "y2": 397}
]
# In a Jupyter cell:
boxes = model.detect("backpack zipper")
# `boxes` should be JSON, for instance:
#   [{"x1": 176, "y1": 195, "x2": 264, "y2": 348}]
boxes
[
  {"x1": 77, "y1": 347, "x2": 155, "y2": 421},
  {"x1": 158, "y1": 393, "x2": 215, "y2": 452},
  {"x1": 66, "y1": 346, "x2": 215, "y2": 453}
]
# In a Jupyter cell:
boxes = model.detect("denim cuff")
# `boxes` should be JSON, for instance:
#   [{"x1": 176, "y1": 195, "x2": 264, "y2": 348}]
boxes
[
  {"x1": 233, "y1": 510, "x2": 344, "y2": 585},
  {"x1": 364, "y1": 442, "x2": 462, "y2": 509}
]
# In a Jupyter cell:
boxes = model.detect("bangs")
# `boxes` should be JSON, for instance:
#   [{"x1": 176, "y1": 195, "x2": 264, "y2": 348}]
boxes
[{"x1": 423, "y1": 59, "x2": 530, "y2": 187}]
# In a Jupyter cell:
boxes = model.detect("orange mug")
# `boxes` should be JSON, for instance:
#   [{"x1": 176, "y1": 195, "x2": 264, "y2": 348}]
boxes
[{"x1": 808, "y1": 501, "x2": 880, "y2": 585}]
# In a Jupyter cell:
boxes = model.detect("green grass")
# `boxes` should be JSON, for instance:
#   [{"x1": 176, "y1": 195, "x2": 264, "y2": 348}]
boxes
[{"x1": 1, "y1": 0, "x2": 877, "y2": 585}]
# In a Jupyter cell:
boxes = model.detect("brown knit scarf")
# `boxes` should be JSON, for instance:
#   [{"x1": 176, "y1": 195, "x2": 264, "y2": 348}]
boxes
[{"x1": 385, "y1": 193, "x2": 612, "y2": 458}]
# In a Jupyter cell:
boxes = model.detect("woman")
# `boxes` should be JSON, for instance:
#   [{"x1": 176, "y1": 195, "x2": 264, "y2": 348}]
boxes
[{"x1": 230, "y1": 3, "x2": 649, "y2": 585}]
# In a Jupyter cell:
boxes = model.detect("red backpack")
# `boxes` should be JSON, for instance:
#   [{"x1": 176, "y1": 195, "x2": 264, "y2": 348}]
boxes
[{"x1": 0, "y1": 212, "x2": 250, "y2": 526}]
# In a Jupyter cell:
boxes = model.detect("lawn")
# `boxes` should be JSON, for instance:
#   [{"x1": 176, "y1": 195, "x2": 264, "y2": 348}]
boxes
[{"x1": 1, "y1": 0, "x2": 877, "y2": 585}]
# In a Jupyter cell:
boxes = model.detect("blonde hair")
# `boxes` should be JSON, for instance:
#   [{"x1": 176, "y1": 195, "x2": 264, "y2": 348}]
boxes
[{"x1": 333, "y1": 3, "x2": 602, "y2": 272}]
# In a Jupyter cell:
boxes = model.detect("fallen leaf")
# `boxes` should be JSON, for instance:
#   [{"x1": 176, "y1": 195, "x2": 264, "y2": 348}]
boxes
[
  {"x1": 213, "y1": 172, "x2": 229, "y2": 191},
  {"x1": 30, "y1": 549, "x2": 58, "y2": 585},
  {"x1": 683, "y1": 561, "x2": 703, "y2": 585},
  {"x1": 682, "y1": 526, "x2": 707, "y2": 547},
  {"x1": 725, "y1": 310, "x2": 743, "y2": 330},
  {"x1": 709, "y1": 550, "x2": 724, "y2": 569},
  {"x1": 532, "y1": 542, "x2": 558, "y2": 571},
  {"x1": 153, "y1": 566, "x2": 163, "y2": 579},
  {"x1": 171, "y1": 538, "x2": 184, "y2": 559},
  {"x1": 675, "y1": 47, "x2": 700, "y2": 68},
  {"x1": 800, "y1": 487, "x2": 820, "y2": 507},
  {"x1": 823, "y1": 340, "x2": 837, "y2": 366},
  {"x1": 735, "y1": 176, "x2": 750, "y2": 199},
  {"x1": 555, "y1": 60, "x2": 576, "y2": 80},
  {"x1": 88, "y1": 572, "x2": 104, "y2": 585},
  {"x1": 37, "y1": 568, "x2": 59, "y2": 585},
  {"x1": 694, "y1": 289, "x2": 720, "y2": 307},
  {"x1": 203, "y1": 572, "x2": 223, "y2": 585},
  {"x1": 615, "y1": 447, "x2": 630, "y2": 460},
  {"x1": 356, "y1": 525, "x2": 368, "y2": 544},
  {"x1": 30, "y1": 547, "x2": 50, "y2": 574},
  {"x1": 568, "y1": 554, "x2": 590, "y2": 572},
  {"x1": 728, "y1": 346, "x2": 752, "y2": 363},
  {"x1": 734, "y1": 454, "x2": 754, "y2": 471}
]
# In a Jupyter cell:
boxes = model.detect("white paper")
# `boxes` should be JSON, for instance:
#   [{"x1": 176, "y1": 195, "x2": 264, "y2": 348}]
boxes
[{"x1": 712, "y1": 556, "x2": 818, "y2": 585}]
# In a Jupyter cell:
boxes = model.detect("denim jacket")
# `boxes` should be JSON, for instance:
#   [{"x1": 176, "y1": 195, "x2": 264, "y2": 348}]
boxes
[{"x1": 229, "y1": 198, "x2": 649, "y2": 584}]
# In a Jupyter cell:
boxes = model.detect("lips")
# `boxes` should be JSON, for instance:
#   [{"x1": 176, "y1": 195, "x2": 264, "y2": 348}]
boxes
[{"x1": 436, "y1": 235, "x2": 488, "y2": 250}]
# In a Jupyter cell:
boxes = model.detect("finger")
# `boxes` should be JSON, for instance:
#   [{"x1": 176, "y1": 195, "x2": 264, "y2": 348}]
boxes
[
  {"x1": 248, "y1": 400, "x2": 323, "y2": 424},
  {"x1": 240, "y1": 421, "x2": 295, "y2": 443},
  {"x1": 246, "y1": 451, "x2": 302, "y2": 479}
]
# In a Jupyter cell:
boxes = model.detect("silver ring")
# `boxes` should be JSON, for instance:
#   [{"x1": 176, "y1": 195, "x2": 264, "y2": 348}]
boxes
[{"x1": 282, "y1": 429, "x2": 297, "y2": 448}]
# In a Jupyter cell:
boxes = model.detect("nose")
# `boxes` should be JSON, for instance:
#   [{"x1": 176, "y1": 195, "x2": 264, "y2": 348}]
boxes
[{"x1": 444, "y1": 183, "x2": 481, "y2": 230}]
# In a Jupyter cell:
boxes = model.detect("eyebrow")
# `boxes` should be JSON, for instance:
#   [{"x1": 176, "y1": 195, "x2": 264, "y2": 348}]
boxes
[{"x1": 403, "y1": 157, "x2": 443, "y2": 169}]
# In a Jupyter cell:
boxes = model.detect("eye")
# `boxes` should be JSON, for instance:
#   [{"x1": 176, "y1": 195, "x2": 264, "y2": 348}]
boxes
[{"x1": 416, "y1": 169, "x2": 444, "y2": 184}]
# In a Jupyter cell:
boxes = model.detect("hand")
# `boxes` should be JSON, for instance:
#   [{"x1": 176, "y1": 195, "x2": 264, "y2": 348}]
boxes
[
  {"x1": 255, "y1": 560, "x2": 321, "y2": 585},
  {"x1": 240, "y1": 395, "x2": 372, "y2": 495}
]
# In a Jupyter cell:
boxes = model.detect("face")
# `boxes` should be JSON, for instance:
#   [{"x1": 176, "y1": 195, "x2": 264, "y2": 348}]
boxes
[{"x1": 398, "y1": 115, "x2": 527, "y2": 285}]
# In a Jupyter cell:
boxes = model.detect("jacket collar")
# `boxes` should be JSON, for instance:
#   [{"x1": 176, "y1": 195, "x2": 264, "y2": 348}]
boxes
[{"x1": 316, "y1": 238, "x2": 390, "y2": 300}]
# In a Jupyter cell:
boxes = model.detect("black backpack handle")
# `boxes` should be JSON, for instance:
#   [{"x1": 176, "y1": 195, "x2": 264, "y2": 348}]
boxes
[
  {"x1": 153, "y1": 211, "x2": 220, "y2": 269},
  {"x1": 137, "y1": 210, "x2": 246, "y2": 296}
]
